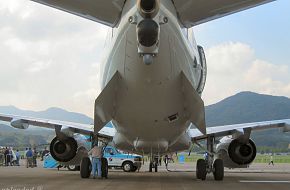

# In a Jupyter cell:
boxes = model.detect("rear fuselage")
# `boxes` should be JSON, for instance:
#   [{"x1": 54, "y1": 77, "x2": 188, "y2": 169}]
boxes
[{"x1": 100, "y1": 0, "x2": 204, "y2": 154}]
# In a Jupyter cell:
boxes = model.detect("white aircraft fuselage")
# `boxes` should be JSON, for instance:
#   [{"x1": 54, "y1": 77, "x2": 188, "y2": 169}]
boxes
[{"x1": 99, "y1": 0, "x2": 205, "y2": 154}]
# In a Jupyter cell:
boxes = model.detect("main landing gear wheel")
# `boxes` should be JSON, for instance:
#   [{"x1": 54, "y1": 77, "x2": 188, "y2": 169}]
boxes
[
  {"x1": 213, "y1": 159, "x2": 224, "y2": 181},
  {"x1": 154, "y1": 163, "x2": 158, "y2": 172},
  {"x1": 196, "y1": 159, "x2": 207, "y2": 180},
  {"x1": 80, "y1": 157, "x2": 91, "y2": 178},
  {"x1": 101, "y1": 158, "x2": 108, "y2": 179},
  {"x1": 149, "y1": 162, "x2": 153, "y2": 172},
  {"x1": 149, "y1": 162, "x2": 158, "y2": 172}
]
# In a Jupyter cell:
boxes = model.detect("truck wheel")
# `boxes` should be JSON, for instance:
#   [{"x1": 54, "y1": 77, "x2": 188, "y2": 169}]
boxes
[
  {"x1": 67, "y1": 165, "x2": 77, "y2": 171},
  {"x1": 80, "y1": 157, "x2": 91, "y2": 178},
  {"x1": 123, "y1": 161, "x2": 133, "y2": 172}
]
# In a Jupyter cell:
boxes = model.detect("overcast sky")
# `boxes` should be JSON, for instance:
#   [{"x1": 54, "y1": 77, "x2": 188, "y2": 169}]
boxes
[{"x1": 0, "y1": 0, "x2": 289, "y2": 117}]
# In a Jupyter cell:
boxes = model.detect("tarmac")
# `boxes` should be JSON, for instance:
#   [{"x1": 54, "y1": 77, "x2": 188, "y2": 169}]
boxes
[{"x1": 0, "y1": 161, "x2": 290, "y2": 190}]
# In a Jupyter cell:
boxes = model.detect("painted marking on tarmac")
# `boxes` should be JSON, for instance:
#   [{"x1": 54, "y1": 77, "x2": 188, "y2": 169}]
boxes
[{"x1": 240, "y1": 180, "x2": 290, "y2": 183}]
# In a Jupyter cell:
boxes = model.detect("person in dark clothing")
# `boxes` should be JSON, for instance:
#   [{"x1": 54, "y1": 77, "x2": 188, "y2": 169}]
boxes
[
  {"x1": 164, "y1": 155, "x2": 169, "y2": 167},
  {"x1": 4, "y1": 147, "x2": 8, "y2": 166},
  {"x1": 33, "y1": 148, "x2": 38, "y2": 167},
  {"x1": 26, "y1": 148, "x2": 33, "y2": 168},
  {"x1": 41, "y1": 147, "x2": 49, "y2": 161}
]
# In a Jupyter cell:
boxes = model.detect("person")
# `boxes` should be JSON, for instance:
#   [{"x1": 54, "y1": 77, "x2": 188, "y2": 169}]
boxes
[
  {"x1": 269, "y1": 154, "x2": 274, "y2": 166},
  {"x1": 15, "y1": 150, "x2": 20, "y2": 166},
  {"x1": 5, "y1": 147, "x2": 12, "y2": 166},
  {"x1": 4, "y1": 147, "x2": 9, "y2": 166},
  {"x1": 0, "y1": 147, "x2": 4, "y2": 166},
  {"x1": 26, "y1": 148, "x2": 33, "y2": 168},
  {"x1": 41, "y1": 147, "x2": 49, "y2": 161},
  {"x1": 33, "y1": 148, "x2": 38, "y2": 167},
  {"x1": 24, "y1": 148, "x2": 28, "y2": 167},
  {"x1": 164, "y1": 155, "x2": 169, "y2": 167},
  {"x1": 10, "y1": 147, "x2": 16, "y2": 166},
  {"x1": 88, "y1": 143, "x2": 104, "y2": 179}
]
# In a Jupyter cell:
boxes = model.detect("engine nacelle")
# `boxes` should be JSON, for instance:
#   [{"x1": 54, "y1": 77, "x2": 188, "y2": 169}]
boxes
[
  {"x1": 50, "y1": 137, "x2": 78, "y2": 162},
  {"x1": 137, "y1": 0, "x2": 160, "y2": 18},
  {"x1": 216, "y1": 137, "x2": 256, "y2": 168}
]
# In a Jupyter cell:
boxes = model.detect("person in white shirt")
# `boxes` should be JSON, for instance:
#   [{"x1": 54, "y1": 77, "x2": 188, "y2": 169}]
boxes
[{"x1": 88, "y1": 143, "x2": 104, "y2": 179}]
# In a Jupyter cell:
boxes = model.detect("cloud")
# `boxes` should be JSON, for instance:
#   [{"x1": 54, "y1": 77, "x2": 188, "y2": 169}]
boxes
[
  {"x1": 0, "y1": 0, "x2": 108, "y2": 116},
  {"x1": 1, "y1": 1, "x2": 289, "y2": 117},
  {"x1": 202, "y1": 42, "x2": 290, "y2": 105}
]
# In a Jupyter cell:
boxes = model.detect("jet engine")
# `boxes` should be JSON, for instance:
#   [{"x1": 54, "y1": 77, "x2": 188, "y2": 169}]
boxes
[
  {"x1": 50, "y1": 136, "x2": 78, "y2": 162},
  {"x1": 137, "y1": 0, "x2": 160, "y2": 18},
  {"x1": 216, "y1": 137, "x2": 256, "y2": 168}
]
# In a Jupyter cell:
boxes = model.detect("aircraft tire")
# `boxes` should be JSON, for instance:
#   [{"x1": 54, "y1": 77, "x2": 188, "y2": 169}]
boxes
[
  {"x1": 213, "y1": 159, "x2": 224, "y2": 181},
  {"x1": 101, "y1": 158, "x2": 108, "y2": 178},
  {"x1": 196, "y1": 159, "x2": 207, "y2": 180},
  {"x1": 80, "y1": 157, "x2": 91, "y2": 178},
  {"x1": 154, "y1": 163, "x2": 158, "y2": 172},
  {"x1": 149, "y1": 162, "x2": 153, "y2": 172}
]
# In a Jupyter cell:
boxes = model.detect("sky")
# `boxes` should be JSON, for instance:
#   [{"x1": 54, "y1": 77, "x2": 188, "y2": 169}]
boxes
[{"x1": 0, "y1": 0, "x2": 289, "y2": 117}]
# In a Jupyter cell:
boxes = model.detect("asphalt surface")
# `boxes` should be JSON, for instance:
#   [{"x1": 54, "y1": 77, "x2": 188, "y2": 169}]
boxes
[{"x1": 1, "y1": 161, "x2": 290, "y2": 190}]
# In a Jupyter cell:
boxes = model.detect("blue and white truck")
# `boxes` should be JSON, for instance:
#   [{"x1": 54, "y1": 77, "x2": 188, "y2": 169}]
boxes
[{"x1": 44, "y1": 145, "x2": 142, "y2": 172}]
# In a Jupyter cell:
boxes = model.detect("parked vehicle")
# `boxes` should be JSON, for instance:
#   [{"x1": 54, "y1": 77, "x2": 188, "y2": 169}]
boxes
[{"x1": 43, "y1": 146, "x2": 142, "y2": 172}]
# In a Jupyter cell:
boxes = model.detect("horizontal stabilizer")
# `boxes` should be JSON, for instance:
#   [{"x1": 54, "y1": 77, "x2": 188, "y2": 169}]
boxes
[
  {"x1": 31, "y1": 0, "x2": 126, "y2": 27},
  {"x1": 172, "y1": 0, "x2": 275, "y2": 27}
]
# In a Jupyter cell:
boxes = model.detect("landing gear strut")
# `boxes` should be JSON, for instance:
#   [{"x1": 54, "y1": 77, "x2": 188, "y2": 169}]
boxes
[
  {"x1": 149, "y1": 156, "x2": 158, "y2": 172},
  {"x1": 196, "y1": 136, "x2": 224, "y2": 181}
]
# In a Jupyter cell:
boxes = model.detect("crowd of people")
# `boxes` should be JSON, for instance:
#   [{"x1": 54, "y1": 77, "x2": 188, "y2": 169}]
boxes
[
  {"x1": 0, "y1": 147, "x2": 20, "y2": 166},
  {"x1": 0, "y1": 146, "x2": 50, "y2": 168}
]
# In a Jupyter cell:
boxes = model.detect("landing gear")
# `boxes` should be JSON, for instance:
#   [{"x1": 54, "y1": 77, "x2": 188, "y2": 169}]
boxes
[
  {"x1": 149, "y1": 162, "x2": 153, "y2": 172},
  {"x1": 154, "y1": 162, "x2": 158, "y2": 172},
  {"x1": 149, "y1": 157, "x2": 158, "y2": 172},
  {"x1": 80, "y1": 157, "x2": 91, "y2": 178},
  {"x1": 195, "y1": 136, "x2": 224, "y2": 181},
  {"x1": 213, "y1": 159, "x2": 224, "y2": 181},
  {"x1": 196, "y1": 159, "x2": 207, "y2": 180},
  {"x1": 101, "y1": 158, "x2": 108, "y2": 179},
  {"x1": 149, "y1": 162, "x2": 158, "y2": 172}
]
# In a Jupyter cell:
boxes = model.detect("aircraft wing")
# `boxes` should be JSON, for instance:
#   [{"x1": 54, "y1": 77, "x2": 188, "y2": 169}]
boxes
[
  {"x1": 0, "y1": 113, "x2": 116, "y2": 139},
  {"x1": 189, "y1": 119, "x2": 290, "y2": 141},
  {"x1": 30, "y1": 0, "x2": 126, "y2": 27},
  {"x1": 172, "y1": 0, "x2": 276, "y2": 27}
]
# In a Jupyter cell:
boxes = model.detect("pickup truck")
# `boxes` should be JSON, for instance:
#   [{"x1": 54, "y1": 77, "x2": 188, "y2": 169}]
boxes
[{"x1": 44, "y1": 146, "x2": 142, "y2": 172}]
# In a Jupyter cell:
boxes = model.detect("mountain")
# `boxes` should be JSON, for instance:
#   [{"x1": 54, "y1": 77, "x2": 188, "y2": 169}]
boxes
[
  {"x1": 206, "y1": 91, "x2": 290, "y2": 127},
  {"x1": 1, "y1": 91, "x2": 290, "y2": 151},
  {"x1": 0, "y1": 124, "x2": 16, "y2": 132},
  {"x1": 0, "y1": 106, "x2": 93, "y2": 148},
  {"x1": 205, "y1": 91, "x2": 290, "y2": 152},
  {"x1": 0, "y1": 106, "x2": 93, "y2": 124}
]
